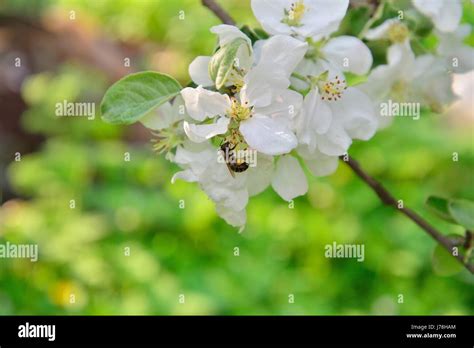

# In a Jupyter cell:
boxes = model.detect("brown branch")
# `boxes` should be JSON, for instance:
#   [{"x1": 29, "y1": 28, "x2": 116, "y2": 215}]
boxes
[
  {"x1": 341, "y1": 155, "x2": 474, "y2": 274},
  {"x1": 201, "y1": 0, "x2": 236, "y2": 25},
  {"x1": 200, "y1": 0, "x2": 474, "y2": 274}
]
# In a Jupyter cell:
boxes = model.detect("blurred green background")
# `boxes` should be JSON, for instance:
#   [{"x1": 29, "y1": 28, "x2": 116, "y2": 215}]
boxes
[{"x1": 0, "y1": 0, "x2": 473, "y2": 315}]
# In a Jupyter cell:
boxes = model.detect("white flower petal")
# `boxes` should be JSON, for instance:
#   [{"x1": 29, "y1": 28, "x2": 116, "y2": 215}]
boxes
[
  {"x1": 215, "y1": 204, "x2": 247, "y2": 227},
  {"x1": 301, "y1": 0, "x2": 349, "y2": 38},
  {"x1": 434, "y1": 2, "x2": 462, "y2": 32},
  {"x1": 235, "y1": 44, "x2": 254, "y2": 72},
  {"x1": 413, "y1": 0, "x2": 461, "y2": 32},
  {"x1": 208, "y1": 185, "x2": 249, "y2": 211},
  {"x1": 210, "y1": 24, "x2": 252, "y2": 47},
  {"x1": 252, "y1": 0, "x2": 348, "y2": 38},
  {"x1": 201, "y1": 167, "x2": 249, "y2": 211},
  {"x1": 304, "y1": 88, "x2": 328, "y2": 132},
  {"x1": 322, "y1": 36, "x2": 373, "y2": 75},
  {"x1": 240, "y1": 114, "x2": 298, "y2": 155},
  {"x1": 360, "y1": 42, "x2": 417, "y2": 102},
  {"x1": 252, "y1": 39, "x2": 266, "y2": 67},
  {"x1": 171, "y1": 170, "x2": 199, "y2": 183},
  {"x1": 411, "y1": 55, "x2": 457, "y2": 108},
  {"x1": 296, "y1": 89, "x2": 333, "y2": 151},
  {"x1": 299, "y1": 148, "x2": 339, "y2": 177},
  {"x1": 181, "y1": 86, "x2": 231, "y2": 121},
  {"x1": 365, "y1": 18, "x2": 400, "y2": 40},
  {"x1": 437, "y1": 25, "x2": 474, "y2": 74},
  {"x1": 316, "y1": 124, "x2": 352, "y2": 156},
  {"x1": 255, "y1": 89, "x2": 303, "y2": 129},
  {"x1": 359, "y1": 64, "x2": 398, "y2": 102},
  {"x1": 245, "y1": 153, "x2": 274, "y2": 196},
  {"x1": 447, "y1": 46, "x2": 474, "y2": 74},
  {"x1": 413, "y1": 0, "x2": 443, "y2": 16},
  {"x1": 387, "y1": 41, "x2": 416, "y2": 80},
  {"x1": 257, "y1": 35, "x2": 308, "y2": 77},
  {"x1": 330, "y1": 87, "x2": 377, "y2": 141},
  {"x1": 183, "y1": 117, "x2": 230, "y2": 143},
  {"x1": 251, "y1": 0, "x2": 294, "y2": 36},
  {"x1": 171, "y1": 144, "x2": 217, "y2": 184},
  {"x1": 189, "y1": 56, "x2": 213, "y2": 86},
  {"x1": 140, "y1": 95, "x2": 188, "y2": 130},
  {"x1": 240, "y1": 65, "x2": 289, "y2": 108},
  {"x1": 307, "y1": 90, "x2": 332, "y2": 135},
  {"x1": 271, "y1": 155, "x2": 308, "y2": 201},
  {"x1": 174, "y1": 144, "x2": 215, "y2": 167},
  {"x1": 140, "y1": 102, "x2": 177, "y2": 130}
]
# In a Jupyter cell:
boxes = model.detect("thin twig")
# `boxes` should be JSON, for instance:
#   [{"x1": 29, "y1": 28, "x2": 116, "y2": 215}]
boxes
[
  {"x1": 201, "y1": 0, "x2": 474, "y2": 274},
  {"x1": 201, "y1": 0, "x2": 236, "y2": 25},
  {"x1": 357, "y1": 0, "x2": 385, "y2": 39},
  {"x1": 340, "y1": 155, "x2": 474, "y2": 274}
]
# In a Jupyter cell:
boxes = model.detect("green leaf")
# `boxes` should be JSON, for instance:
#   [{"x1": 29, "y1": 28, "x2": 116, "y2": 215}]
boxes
[
  {"x1": 448, "y1": 199, "x2": 474, "y2": 230},
  {"x1": 426, "y1": 196, "x2": 456, "y2": 223},
  {"x1": 432, "y1": 242, "x2": 463, "y2": 276},
  {"x1": 209, "y1": 38, "x2": 250, "y2": 90},
  {"x1": 101, "y1": 71, "x2": 182, "y2": 125}
]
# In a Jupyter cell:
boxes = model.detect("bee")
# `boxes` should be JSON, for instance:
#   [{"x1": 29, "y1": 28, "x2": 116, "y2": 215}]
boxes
[{"x1": 220, "y1": 141, "x2": 249, "y2": 177}]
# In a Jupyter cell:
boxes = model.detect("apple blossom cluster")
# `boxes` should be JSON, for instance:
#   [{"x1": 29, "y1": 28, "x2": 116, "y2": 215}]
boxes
[
  {"x1": 360, "y1": 0, "x2": 474, "y2": 126},
  {"x1": 139, "y1": 0, "x2": 473, "y2": 229}
]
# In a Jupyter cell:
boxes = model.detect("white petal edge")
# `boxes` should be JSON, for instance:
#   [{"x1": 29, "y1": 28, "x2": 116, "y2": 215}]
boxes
[
  {"x1": 181, "y1": 86, "x2": 231, "y2": 121},
  {"x1": 365, "y1": 18, "x2": 399, "y2": 40},
  {"x1": 257, "y1": 35, "x2": 308, "y2": 77},
  {"x1": 189, "y1": 56, "x2": 213, "y2": 87},
  {"x1": 240, "y1": 114, "x2": 298, "y2": 155},
  {"x1": 322, "y1": 36, "x2": 373, "y2": 75},
  {"x1": 271, "y1": 155, "x2": 308, "y2": 201},
  {"x1": 302, "y1": 150, "x2": 339, "y2": 177},
  {"x1": 183, "y1": 117, "x2": 230, "y2": 143},
  {"x1": 250, "y1": 0, "x2": 294, "y2": 36},
  {"x1": 210, "y1": 24, "x2": 252, "y2": 47}
]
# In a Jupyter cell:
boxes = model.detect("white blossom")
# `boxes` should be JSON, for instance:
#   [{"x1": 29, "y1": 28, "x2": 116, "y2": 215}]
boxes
[
  {"x1": 251, "y1": 0, "x2": 372, "y2": 77},
  {"x1": 181, "y1": 33, "x2": 307, "y2": 156},
  {"x1": 251, "y1": 0, "x2": 349, "y2": 40},
  {"x1": 412, "y1": 0, "x2": 462, "y2": 33},
  {"x1": 140, "y1": 95, "x2": 186, "y2": 130},
  {"x1": 294, "y1": 65, "x2": 377, "y2": 157},
  {"x1": 436, "y1": 24, "x2": 474, "y2": 74},
  {"x1": 361, "y1": 27, "x2": 457, "y2": 121}
]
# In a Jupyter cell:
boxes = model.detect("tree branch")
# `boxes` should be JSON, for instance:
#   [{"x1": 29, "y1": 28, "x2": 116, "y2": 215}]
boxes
[
  {"x1": 340, "y1": 155, "x2": 474, "y2": 274},
  {"x1": 201, "y1": 0, "x2": 236, "y2": 25},
  {"x1": 201, "y1": 0, "x2": 474, "y2": 274}
]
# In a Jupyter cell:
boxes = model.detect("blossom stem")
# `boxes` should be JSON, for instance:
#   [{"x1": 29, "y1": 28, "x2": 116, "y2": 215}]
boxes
[
  {"x1": 358, "y1": 0, "x2": 386, "y2": 39},
  {"x1": 202, "y1": 0, "x2": 474, "y2": 274},
  {"x1": 289, "y1": 85, "x2": 310, "y2": 96},
  {"x1": 291, "y1": 72, "x2": 311, "y2": 85},
  {"x1": 201, "y1": 0, "x2": 236, "y2": 25},
  {"x1": 340, "y1": 155, "x2": 474, "y2": 274}
]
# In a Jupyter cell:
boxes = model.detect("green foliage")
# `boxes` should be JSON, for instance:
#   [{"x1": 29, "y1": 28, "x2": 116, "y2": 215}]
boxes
[
  {"x1": 101, "y1": 72, "x2": 182, "y2": 125},
  {"x1": 449, "y1": 199, "x2": 474, "y2": 231},
  {"x1": 432, "y1": 242, "x2": 464, "y2": 276},
  {"x1": 0, "y1": 0, "x2": 473, "y2": 316},
  {"x1": 20, "y1": 65, "x2": 120, "y2": 140},
  {"x1": 426, "y1": 196, "x2": 457, "y2": 223},
  {"x1": 426, "y1": 196, "x2": 474, "y2": 230}
]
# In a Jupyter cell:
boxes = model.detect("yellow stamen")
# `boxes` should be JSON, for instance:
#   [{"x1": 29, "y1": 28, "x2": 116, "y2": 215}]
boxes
[
  {"x1": 388, "y1": 23, "x2": 409, "y2": 44},
  {"x1": 283, "y1": 1, "x2": 306, "y2": 26},
  {"x1": 318, "y1": 75, "x2": 347, "y2": 101},
  {"x1": 228, "y1": 98, "x2": 253, "y2": 121}
]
